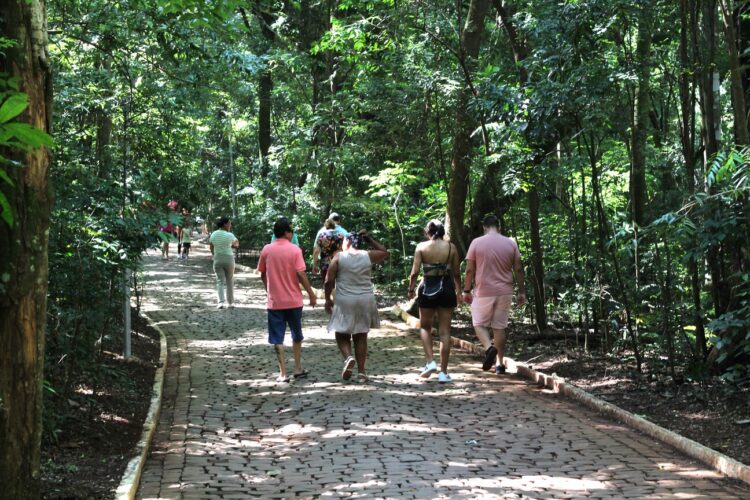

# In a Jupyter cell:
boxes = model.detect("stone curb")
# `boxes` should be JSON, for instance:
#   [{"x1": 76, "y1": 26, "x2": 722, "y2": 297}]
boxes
[
  {"x1": 114, "y1": 312, "x2": 168, "y2": 500},
  {"x1": 390, "y1": 303, "x2": 750, "y2": 487}
]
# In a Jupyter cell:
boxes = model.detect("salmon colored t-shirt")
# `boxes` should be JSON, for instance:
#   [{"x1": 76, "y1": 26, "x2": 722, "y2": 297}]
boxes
[
  {"x1": 465, "y1": 232, "x2": 521, "y2": 297},
  {"x1": 257, "y1": 239, "x2": 306, "y2": 310}
]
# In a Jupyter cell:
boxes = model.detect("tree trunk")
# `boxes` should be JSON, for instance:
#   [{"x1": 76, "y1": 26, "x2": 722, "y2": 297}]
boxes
[
  {"x1": 257, "y1": 9, "x2": 275, "y2": 163},
  {"x1": 0, "y1": 1, "x2": 53, "y2": 498},
  {"x1": 494, "y1": 1, "x2": 547, "y2": 329},
  {"x1": 699, "y1": 0, "x2": 721, "y2": 161},
  {"x1": 630, "y1": 4, "x2": 652, "y2": 227},
  {"x1": 528, "y1": 188, "x2": 547, "y2": 328},
  {"x1": 446, "y1": 0, "x2": 491, "y2": 253},
  {"x1": 719, "y1": 0, "x2": 750, "y2": 145},
  {"x1": 699, "y1": 0, "x2": 730, "y2": 317},
  {"x1": 737, "y1": 1, "x2": 750, "y2": 134},
  {"x1": 94, "y1": 54, "x2": 112, "y2": 178},
  {"x1": 679, "y1": 0, "x2": 708, "y2": 358}
]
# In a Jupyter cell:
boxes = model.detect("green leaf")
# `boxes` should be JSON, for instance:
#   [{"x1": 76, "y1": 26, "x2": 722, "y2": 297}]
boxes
[
  {"x1": 0, "y1": 191, "x2": 13, "y2": 227},
  {"x1": 2, "y1": 122, "x2": 53, "y2": 149},
  {"x1": 0, "y1": 94, "x2": 28, "y2": 124},
  {"x1": 0, "y1": 168, "x2": 14, "y2": 187}
]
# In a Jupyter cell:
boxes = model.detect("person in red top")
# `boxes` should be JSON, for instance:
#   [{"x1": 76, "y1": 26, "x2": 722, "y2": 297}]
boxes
[
  {"x1": 462, "y1": 215, "x2": 526, "y2": 375},
  {"x1": 258, "y1": 218, "x2": 317, "y2": 382}
]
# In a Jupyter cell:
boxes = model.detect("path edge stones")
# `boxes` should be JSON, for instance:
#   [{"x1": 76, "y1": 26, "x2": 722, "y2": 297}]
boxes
[
  {"x1": 114, "y1": 312, "x2": 168, "y2": 500},
  {"x1": 391, "y1": 302, "x2": 750, "y2": 487}
]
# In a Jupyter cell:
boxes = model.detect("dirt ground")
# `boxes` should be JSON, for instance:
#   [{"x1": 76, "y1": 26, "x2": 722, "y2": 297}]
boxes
[
  {"x1": 40, "y1": 291, "x2": 748, "y2": 498},
  {"x1": 40, "y1": 311, "x2": 160, "y2": 499}
]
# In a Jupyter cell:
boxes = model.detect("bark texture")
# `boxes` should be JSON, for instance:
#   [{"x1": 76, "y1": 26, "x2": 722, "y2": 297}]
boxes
[
  {"x1": 0, "y1": 1, "x2": 53, "y2": 498},
  {"x1": 630, "y1": 5, "x2": 652, "y2": 227}
]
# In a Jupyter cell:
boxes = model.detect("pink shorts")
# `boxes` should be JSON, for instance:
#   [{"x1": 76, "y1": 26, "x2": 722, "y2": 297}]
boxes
[{"x1": 471, "y1": 295, "x2": 513, "y2": 329}]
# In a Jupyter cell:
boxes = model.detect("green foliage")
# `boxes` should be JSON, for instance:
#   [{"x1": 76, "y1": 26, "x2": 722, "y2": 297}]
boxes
[
  {"x1": 41, "y1": 0, "x2": 750, "y2": 437},
  {"x1": 0, "y1": 73, "x2": 54, "y2": 227}
]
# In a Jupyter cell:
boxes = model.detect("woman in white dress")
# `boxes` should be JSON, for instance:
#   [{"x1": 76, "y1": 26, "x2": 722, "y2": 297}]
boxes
[{"x1": 324, "y1": 231, "x2": 388, "y2": 382}]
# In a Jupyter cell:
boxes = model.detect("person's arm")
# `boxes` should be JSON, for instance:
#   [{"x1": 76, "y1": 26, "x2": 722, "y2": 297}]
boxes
[
  {"x1": 260, "y1": 271, "x2": 268, "y2": 291},
  {"x1": 463, "y1": 259, "x2": 476, "y2": 304},
  {"x1": 362, "y1": 231, "x2": 389, "y2": 264},
  {"x1": 514, "y1": 248, "x2": 526, "y2": 306},
  {"x1": 297, "y1": 270, "x2": 317, "y2": 307},
  {"x1": 209, "y1": 243, "x2": 215, "y2": 256},
  {"x1": 312, "y1": 238, "x2": 321, "y2": 274},
  {"x1": 324, "y1": 255, "x2": 339, "y2": 314},
  {"x1": 232, "y1": 237, "x2": 239, "y2": 248},
  {"x1": 450, "y1": 243, "x2": 463, "y2": 305},
  {"x1": 408, "y1": 247, "x2": 422, "y2": 300}
]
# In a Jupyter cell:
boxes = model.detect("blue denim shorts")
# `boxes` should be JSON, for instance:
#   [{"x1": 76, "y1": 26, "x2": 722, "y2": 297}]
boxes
[{"x1": 267, "y1": 308, "x2": 304, "y2": 344}]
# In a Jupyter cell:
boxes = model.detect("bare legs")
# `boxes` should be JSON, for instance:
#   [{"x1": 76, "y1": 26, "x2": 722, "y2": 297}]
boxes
[
  {"x1": 274, "y1": 345, "x2": 287, "y2": 380},
  {"x1": 473, "y1": 325, "x2": 507, "y2": 368},
  {"x1": 336, "y1": 332, "x2": 368, "y2": 374},
  {"x1": 274, "y1": 341, "x2": 303, "y2": 380},
  {"x1": 419, "y1": 307, "x2": 454, "y2": 373}
]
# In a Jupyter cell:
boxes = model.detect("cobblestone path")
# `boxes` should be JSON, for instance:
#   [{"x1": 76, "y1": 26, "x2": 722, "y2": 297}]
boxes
[{"x1": 137, "y1": 244, "x2": 748, "y2": 499}]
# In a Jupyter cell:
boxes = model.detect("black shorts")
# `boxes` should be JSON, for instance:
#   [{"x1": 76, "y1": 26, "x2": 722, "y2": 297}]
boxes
[
  {"x1": 181, "y1": 243, "x2": 191, "y2": 249},
  {"x1": 417, "y1": 278, "x2": 457, "y2": 309}
]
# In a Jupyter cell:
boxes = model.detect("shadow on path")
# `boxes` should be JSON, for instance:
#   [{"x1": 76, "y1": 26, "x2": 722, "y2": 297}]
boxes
[{"x1": 137, "y1": 243, "x2": 748, "y2": 499}]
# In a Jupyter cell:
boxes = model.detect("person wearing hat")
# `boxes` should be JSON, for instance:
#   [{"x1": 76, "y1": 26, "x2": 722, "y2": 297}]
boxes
[{"x1": 312, "y1": 212, "x2": 348, "y2": 279}]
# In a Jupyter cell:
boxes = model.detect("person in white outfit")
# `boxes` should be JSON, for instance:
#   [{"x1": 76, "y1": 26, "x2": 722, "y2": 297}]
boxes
[
  {"x1": 324, "y1": 231, "x2": 388, "y2": 382},
  {"x1": 209, "y1": 217, "x2": 239, "y2": 309}
]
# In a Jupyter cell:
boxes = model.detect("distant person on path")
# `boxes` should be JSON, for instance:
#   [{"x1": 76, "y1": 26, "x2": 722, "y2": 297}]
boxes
[
  {"x1": 408, "y1": 220, "x2": 462, "y2": 383},
  {"x1": 159, "y1": 221, "x2": 174, "y2": 260},
  {"x1": 325, "y1": 230, "x2": 388, "y2": 382},
  {"x1": 271, "y1": 216, "x2": 300, "y2": 246},
  {"x1": 313, "y1": 218, "x2": 346, "y2": 280},
  {"x1": 462, "y1": 214, "x2": 526, "y2": 375},
  {"x1": 258, "y1": 217, "x2": 318, "y2": 382},
  {"x1": 209, "y1": 217, "x2": 239, "y2": 309},
  {"x1": 312, "y1": 212, "x2": 348, "y2": 278},
  {"x1": 178, "y1": 208, "x2": 193, "y2": 260}
]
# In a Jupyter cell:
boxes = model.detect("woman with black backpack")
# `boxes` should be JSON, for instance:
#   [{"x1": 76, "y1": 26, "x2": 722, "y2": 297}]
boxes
[{"x1": 407, "y1": 220, "x2": 463, "y2": 383}]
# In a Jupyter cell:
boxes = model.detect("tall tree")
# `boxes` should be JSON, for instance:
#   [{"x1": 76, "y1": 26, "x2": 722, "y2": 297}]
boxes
[
  {"x1": 698, "y1": 0, "x2": 731, "y2": 317},
  {"x1": 494, "y1": 0, "x2": 548, "y2": 329},
  {"x1": 446, "y1": 0, "x2": 491, "y2": 253},
  {"x1": 0, "y1": 0, "x2": 53, "y2": 497},
  {"x1": 679, "y1": 0, "x2": 708, "y2": 358},
  {"x1": 630, "y1": 2, "x2": 652, "y2": 227},
  {"x1": 719, "y1": 0, "x2": 750, "y2": 145},
  {"x1": 240, "y1": 4, "x2": 276, "y2": 170}
]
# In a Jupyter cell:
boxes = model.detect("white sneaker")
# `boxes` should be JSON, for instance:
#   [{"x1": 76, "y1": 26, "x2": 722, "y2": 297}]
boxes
[
  {"x1": 420, "y1": 360, "x2": 438, "y2": 378},
  {"x1": 438, "y1": 372, "x2": 453, "y2": 384},
  {"x1": 216, "y1": 303, "x2": 225, "y2": 309}
]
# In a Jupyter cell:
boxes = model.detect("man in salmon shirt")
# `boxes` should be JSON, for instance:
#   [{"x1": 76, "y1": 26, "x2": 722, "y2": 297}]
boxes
[
  {"x1": 462, "y1": 215, "x2": 526, "y2": 375},
  {"x1": 258, "y1": 218, "x2": 318, "y2": 382}
]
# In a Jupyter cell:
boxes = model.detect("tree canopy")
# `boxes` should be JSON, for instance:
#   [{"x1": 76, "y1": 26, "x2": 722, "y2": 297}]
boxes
[{"x1": 2, "y1": 0, "x2": 750, "y2": 494}]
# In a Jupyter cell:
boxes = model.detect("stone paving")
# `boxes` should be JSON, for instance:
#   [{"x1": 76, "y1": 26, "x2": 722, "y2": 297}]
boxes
[{"x1": 137, "y1": 243, "x2": 748, "y2": 499}]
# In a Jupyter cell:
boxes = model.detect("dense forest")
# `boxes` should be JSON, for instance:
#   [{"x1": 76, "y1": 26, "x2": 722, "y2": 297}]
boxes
[{"x1": 2, "y1": 0, "x2": 750, "y2": 495}]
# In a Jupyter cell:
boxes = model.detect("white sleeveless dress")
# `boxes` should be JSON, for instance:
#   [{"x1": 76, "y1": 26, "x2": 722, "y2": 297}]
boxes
[{"x1": 327, "y1": 251, "x2": 380, "y2": 334}]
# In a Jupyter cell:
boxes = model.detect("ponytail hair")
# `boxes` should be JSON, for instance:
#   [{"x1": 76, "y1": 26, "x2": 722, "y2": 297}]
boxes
[
  {"x1": 216, "y1": 217, "x2": 230, "y2": 229},
  {"x1": 425, "y1": 219, "x2": 446, "y2": 240}
]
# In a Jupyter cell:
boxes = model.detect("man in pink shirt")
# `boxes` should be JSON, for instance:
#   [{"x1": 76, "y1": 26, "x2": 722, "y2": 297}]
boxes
[
  {"x1": 258, "y1": 218, "x2": 317, "y2": 382},
  {"x1": 462, "y1": 215, "x2": 526, "y2": 375}
]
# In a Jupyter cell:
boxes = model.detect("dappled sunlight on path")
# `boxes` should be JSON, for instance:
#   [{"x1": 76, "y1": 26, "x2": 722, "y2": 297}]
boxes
[{"x1": 137, "y1": 243, "x2": 747, "y2": 499}]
